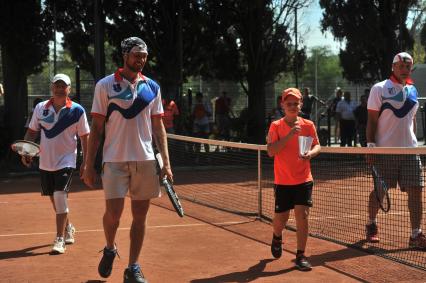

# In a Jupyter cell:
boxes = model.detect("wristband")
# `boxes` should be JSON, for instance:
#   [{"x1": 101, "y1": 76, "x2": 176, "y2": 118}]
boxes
[{"x1": 367, "y1": 143, "x2": 376, "y2": 148}]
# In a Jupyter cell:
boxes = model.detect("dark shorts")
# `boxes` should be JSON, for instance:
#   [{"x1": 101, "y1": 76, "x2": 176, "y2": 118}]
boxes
[
  {"x1": 40, "y1": 167, "x2": 74, "y2": 196},
  {"x1": 274, "y1": 181, "x2": 313, "y2": 213}
]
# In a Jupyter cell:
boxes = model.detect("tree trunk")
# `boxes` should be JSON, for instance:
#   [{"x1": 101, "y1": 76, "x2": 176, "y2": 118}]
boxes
[
  {"x1": 247, "y1": 74, "x2": 266, "y2": 144},
  {"x1": 2, "y1": 45, "x2": 28, "y2": 144}
]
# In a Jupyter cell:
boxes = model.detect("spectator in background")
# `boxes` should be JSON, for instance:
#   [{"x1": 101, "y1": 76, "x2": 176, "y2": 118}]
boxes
[
  {"x1": 353, "y1": 94, "x2": 368, "y2": 147},
  {"x1": 192, "y1": 92, "x2": 212, "y2": 153},
  {"x1": 162, "y1": 97, "x2": 179, "y2": 134},
  {"x1": 300, "y1": 87, "x2": 326, "y2": 121},
  {"x1": 328, "y1": 87, "x2": 343, "y2": 143},
  {"x1": 215, "y1": 91, "x2": 232, "y2": 140},
  {"x1": 300, "y1": 87, "x2": 314, "y2": 119},
  {"x1": 335, "y1": 91, "x2": 357, "y2": 147}
]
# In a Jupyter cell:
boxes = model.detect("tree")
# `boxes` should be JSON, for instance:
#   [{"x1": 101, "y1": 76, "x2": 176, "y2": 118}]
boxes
[
  {"x1": 43, "y1": 0, "x2": 97, "y2": 78},
  {"x1": 0, "y1": 0, "x2": 51, "y2": 142},
  {"x1": 102, "y1": 0, "x2": 207, "y2": 101},
  {"x1": 301, "y1": 47, "x2": 343, "y2": 98},
  {"x1": 201, "y1": 0, "x2": 307, "y2": 143},
  {"x1": 320, "y1": 0, "x2": 419, "y2": 83}
]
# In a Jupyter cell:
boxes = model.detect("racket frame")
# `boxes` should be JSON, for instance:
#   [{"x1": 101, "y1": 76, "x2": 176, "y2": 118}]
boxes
[
  {"x1": 371, "y1": 165, "x2": 391, "y2": 212},
  {"x1": 11, "y1": 140, "x2": 40, "y2": 157}
]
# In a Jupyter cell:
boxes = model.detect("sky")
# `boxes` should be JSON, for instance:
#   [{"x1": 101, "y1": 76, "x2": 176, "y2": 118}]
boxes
[{"x1": 299, "y1": 1, "x2": 343, "y2": 55}]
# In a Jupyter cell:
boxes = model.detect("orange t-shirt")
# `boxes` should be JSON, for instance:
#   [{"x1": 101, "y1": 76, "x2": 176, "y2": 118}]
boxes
[
  {"x1": 268, "y1": 117, "x2": 319, "y2": 185},
  {"x1": 162, "y1": 100, "x2": 179, "y2": 129}
]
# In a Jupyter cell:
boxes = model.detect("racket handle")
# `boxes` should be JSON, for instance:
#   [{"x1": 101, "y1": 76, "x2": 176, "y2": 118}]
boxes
[{"x1": 156, "y1": 153, "x2": 164, "y2": 169}]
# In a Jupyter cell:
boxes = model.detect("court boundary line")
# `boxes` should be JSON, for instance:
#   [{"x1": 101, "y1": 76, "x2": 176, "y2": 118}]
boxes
[{"x1": 0, "y1": 220, "x2": 248, "y2": 238}]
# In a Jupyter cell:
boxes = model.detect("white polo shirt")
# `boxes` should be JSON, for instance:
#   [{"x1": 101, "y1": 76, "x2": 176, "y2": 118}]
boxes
[
  {"x1": 91, "y1": 69, "x2": 164, "y2": 162},
  {"x1": 368, "y1": 76, "x2": 419, "y2": 147},
  {"x1": 29, "y1": 98, "x2": 90, "y2": 171}
]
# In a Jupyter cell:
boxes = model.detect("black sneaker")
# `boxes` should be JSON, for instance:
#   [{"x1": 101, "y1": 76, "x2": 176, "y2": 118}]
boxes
[
  {"x1": 271, "y1": 235, "x2": 282, "y2": 259},
  {"x1": 123, "y1": 265, "x2": 147, "y2": 283},
  {"x1": 295, "y1": 255, "x2": 312, "y2": 271},
  {"x1": 98, "y1": 247, "x2": 117, "y2": 278}
]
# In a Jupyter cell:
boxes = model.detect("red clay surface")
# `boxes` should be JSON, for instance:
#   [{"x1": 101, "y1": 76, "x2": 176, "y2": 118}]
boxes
[{"x1": 0, "y1": 175, "x2": 425, "y2": 283}]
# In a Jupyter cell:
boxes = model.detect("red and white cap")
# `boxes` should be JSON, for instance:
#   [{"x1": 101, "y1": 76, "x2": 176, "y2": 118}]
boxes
[
  {"x1": 281, "y1": 88, "x2": 302, "y2": 101},
  {"x1": 392, "y1": 52, "x2": 413, "y2": 64}
]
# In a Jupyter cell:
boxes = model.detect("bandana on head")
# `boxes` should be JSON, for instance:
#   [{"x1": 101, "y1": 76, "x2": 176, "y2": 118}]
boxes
[
  {"x1": 121, "y1": 37, "x2": 148, "y2": 54},
  {"x1": 392, "y1": 52, "x2": 413, "y2": 64}
]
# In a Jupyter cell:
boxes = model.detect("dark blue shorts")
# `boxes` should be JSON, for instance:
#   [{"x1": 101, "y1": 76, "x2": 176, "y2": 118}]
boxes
[
  {"x1": 40, "y1": 167, "x2": 74, "y2": 196},
  {"x1": 274, "y1": 181, "x2": 313, "y2": 213}
]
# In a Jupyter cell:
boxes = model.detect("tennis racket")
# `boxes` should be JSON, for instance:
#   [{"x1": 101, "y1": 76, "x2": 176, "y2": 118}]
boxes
[
  {"x1": 11, "y1": 140, "x2": 40, "y2": 157},
  {"x1": 155, "y1": 152, "x2": 184, "y2": 217},
  {"x1": 371, "y1": 166, "x2": 390, "y2": 212}
]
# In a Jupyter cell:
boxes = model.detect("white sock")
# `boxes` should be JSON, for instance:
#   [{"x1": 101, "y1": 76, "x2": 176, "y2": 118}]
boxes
[{"x1": 412, "y1": 228, "x2": 422, "y2": 238}]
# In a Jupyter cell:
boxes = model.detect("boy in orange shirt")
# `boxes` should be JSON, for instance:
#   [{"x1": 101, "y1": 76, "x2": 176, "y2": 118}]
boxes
[{"x1": 267, "y1": 88, "x2": 321, "y2": 271}]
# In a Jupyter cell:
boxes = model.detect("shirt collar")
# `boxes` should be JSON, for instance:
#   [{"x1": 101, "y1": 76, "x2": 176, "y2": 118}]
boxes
[
  {"x1": 390, "y1": 73, "x2": 413, "y2": 85},
  {"x1": 114, "y1": 68, "x2": 145, "y2": 83},
  {"x1": 45, "y1": 97, "x2": 72, "y2": 109}
]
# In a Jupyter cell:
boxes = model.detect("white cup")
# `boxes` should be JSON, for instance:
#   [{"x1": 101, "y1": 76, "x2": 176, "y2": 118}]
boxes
[{"x1": 298, "y1": 136, "x2": 313, "y2": 156}]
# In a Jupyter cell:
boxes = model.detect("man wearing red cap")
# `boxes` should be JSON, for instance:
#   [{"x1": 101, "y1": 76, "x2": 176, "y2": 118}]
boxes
[
  {"x1": 267, "y1": 88, "x2": 321, "y2": 270},
  {"x1": 365, "y1": 52, "x2": 425, "y2": 249}
]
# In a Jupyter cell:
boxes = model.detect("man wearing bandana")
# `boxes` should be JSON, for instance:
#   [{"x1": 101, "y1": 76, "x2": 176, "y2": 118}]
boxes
[
  {"x1": 365, "y1": 52, "x2": 426, "y2": 249},
  {"x1": 83, "y1": 37, "x2": 173, "y2": 283}
]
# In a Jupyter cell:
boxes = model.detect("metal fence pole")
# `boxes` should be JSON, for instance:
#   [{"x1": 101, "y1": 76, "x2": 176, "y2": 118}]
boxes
[{"x1": 257, "y1": 148, "x2": 262, "y2": 219}]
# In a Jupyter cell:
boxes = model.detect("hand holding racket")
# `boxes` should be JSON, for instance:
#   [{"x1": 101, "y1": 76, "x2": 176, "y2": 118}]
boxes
[
  {"x1": 11, "y1": 140, "x2": 40, "y2": 167},
  {"x1": 155, "y1": 153, "x2": 184, "y2": 217}
]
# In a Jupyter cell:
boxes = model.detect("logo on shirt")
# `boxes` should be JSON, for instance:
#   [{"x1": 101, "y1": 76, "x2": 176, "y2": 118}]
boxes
[
  {"x1": 387, "y1": 87, "x2": 396, "y2": 96},
  {"x1": 113, "y1": 83, "x2": 122, "y2": 92},
  {"x1": 43, "y1": 109, "x2": 49, "y2": 116}
]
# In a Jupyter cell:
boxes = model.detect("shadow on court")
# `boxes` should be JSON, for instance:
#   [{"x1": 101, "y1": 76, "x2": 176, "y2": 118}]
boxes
[
  {"x1": 0, "y1": 174, "x2": 101, "y2": 195},
  {"x1": 191, "y1": 259, "x2": 297, "y2": 283},
  {"x1": 0, "y1": 244, "x2": 51, "y2": 260}
]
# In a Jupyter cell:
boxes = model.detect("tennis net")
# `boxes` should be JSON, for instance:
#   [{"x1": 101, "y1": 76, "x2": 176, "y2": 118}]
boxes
[{"x1": 166, "y1": 134, "x2": 426, "y2": 270}]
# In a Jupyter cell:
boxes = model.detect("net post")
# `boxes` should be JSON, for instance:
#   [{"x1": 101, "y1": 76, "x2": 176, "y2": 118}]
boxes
[{"x1": 257, "y1": 148, "x2": 262, "y2": 220}]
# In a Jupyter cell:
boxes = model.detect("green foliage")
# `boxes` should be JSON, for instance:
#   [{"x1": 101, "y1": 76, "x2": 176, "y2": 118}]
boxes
[
  {"x1": 320, "y1": 0, "x2": 418, "y2": 83},
  {"x1": 421, "y1": 24, "x2": 426, "y2": 62},
  {"x1": 301, "y1": 46, "x2": 343, "y2": 96},
  {"x1": 43, "y1": 0, "x2": 96, "y2": 77}
]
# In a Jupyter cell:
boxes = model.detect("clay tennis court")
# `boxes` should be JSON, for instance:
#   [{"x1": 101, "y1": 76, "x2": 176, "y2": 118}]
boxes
[{"x1": 1, "y1": 174, "x2": 425, "y2": 283}]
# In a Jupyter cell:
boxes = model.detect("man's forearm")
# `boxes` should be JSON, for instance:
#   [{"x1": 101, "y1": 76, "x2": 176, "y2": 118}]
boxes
[
  {"x1": 24, "y1": 129, "x2": 39, "y2": 142},
  {"x1": 154, "y1": 127, "x2": 170, "y2": 168}
]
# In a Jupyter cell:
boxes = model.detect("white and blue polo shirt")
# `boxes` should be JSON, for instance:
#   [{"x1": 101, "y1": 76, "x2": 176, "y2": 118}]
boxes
[
  {"x1": 91, "y1": 69, "x2": 164, "y2": 162},
  {"x1": 368, "y1": 75, "x2": 419, "y2": 147},
  {"x1": 29, "y1": 97, "x2": 90, "y2": 171}
]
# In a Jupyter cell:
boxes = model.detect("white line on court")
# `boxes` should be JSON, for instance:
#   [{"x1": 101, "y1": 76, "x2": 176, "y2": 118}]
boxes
[{"x1": 0, "y1": 220, "x2": 249, "y2": 238}]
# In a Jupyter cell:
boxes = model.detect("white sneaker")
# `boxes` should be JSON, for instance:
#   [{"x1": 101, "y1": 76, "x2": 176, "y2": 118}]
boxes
[
  {"x1": 51, "y1": 237, "x2": 66, "y2": 254},
  {"x1": 65, "y1": 224, "x2": 75, "y2": 244}
]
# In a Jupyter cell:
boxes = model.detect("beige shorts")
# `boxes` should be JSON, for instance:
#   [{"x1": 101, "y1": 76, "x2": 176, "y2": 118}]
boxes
[{"x1": 102, "y1": 161, "x2": 161, "y2": 200}]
